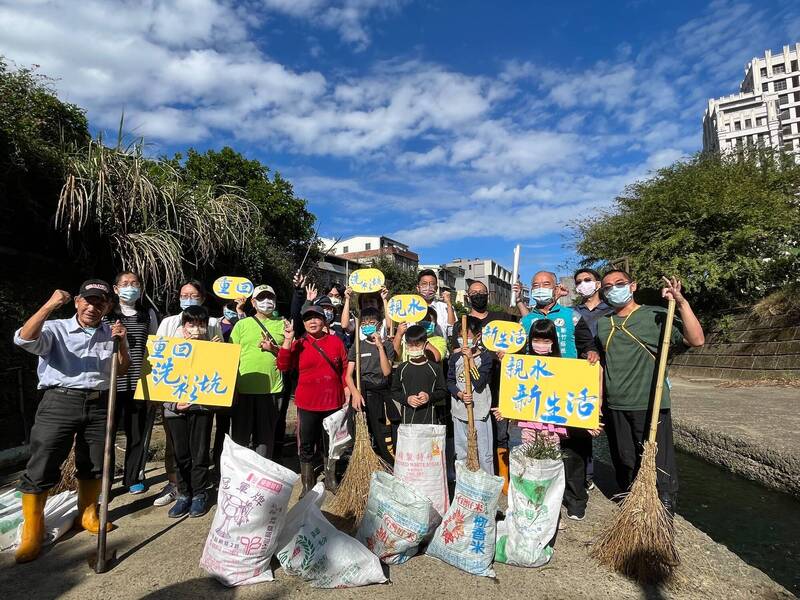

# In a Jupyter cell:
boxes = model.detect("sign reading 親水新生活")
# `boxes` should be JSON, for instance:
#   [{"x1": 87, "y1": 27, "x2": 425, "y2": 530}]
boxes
[
  {"x1": 212, "y1": 276, "x2": 254, "y2": 300},
  {"x1": 388, "y1": 294, "x2": 427, "y2": 323},
  {"x1": 482, "y1": 320, "x2": 527, "y2": 353},
  {"x1": 134, "y1": 336, "x2": 239, "y2": 407},
  {"x1": 498, "y1": 355, "x2": 601, "y2": 429},
  {"x1": 348, "y1": 268, "x2": 384, "y2": 293}
]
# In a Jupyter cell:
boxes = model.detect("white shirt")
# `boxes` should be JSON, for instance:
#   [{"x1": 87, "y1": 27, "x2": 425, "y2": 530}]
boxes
[{"x1": 428, "y1": 299, "x2": 453, "y2": 338}]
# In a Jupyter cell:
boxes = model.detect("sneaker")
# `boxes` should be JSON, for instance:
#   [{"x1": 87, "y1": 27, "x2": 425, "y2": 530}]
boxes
[
  {"x1": 153, "y1": 482, "x2": 177, "y2": 507},
  {"x1": 567, "y1": 508, "x2": 586, "y2": 521},
  {"x1": 189, "y1": 493, "x2": 208, "y2": 518},
  {"x1": 168, "y1": 495, "x2": 191, "y2": 518},
  {"x1": 129, "y1": 482, "x2": 146, "y2": 495}
]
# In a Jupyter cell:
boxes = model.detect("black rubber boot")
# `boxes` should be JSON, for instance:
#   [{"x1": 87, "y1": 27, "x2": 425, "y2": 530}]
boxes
[
  {"x1": 323, "y1": 458, "x2": 338, "y2": 494},
  {"x1": 299, "y1": 462, "x2": 316, "y2": 498}
]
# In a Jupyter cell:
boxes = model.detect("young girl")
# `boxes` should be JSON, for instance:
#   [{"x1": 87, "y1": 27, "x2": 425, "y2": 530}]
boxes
[{"x1": 163, "y1": 305, "x2": 219, "y2": 519}]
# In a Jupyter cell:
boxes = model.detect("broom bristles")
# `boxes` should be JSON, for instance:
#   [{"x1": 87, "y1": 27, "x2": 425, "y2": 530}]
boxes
[
  {"x1": 466, "y1": 427, "x2": 480, "y2": 471},
  {"x1": 51, "y1": 444, "x2": 77, "y2": 494},
  {"x1": 327, "y1": 411, "x2": 390, "y2": 526},
  {"x1": 590, "y1": 441, "x2": 679, "y2": 584}
]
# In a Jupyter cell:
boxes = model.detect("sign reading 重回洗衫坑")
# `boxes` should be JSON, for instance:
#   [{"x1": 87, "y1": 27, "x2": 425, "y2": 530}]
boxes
[
  {"x1": 134, "y1": 336, "x2": 239, "y2": 407},
  {"x1": 498, "y1": 355, "x2": 601, "y2": 429},
  {"x1": 348, "y1": 268, "x2": 384, "y2": 293},
  {"x1": 212, "y1": 276, "x2": 254, "y2": 300},
  {"x1": 388, "y1": 294, "x2": 427, "y2": 323},
  {"x1": 482, "y1": 320, "x2": 527, "y2": 353}
]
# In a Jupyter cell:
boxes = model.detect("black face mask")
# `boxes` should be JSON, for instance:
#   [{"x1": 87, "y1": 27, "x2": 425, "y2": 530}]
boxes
[{"x1": 469, "y1": 293, "x2": 488, "y2": 311}]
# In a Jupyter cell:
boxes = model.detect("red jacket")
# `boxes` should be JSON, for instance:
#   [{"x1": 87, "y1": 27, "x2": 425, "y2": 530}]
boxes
[{"x1": 277, "y1": 333, "x2": 348, "y2": 412}]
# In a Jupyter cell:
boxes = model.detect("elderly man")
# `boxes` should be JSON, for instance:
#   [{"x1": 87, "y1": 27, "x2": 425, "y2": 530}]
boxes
[{"x1": 13, "y1": 280, "x2": 129, "y2": 563}]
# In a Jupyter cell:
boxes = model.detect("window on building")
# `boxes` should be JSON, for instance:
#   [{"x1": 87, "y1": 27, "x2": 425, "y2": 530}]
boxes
[
  {"x1": 780, "y1": 109, "x2": 790, "y2": 121},
  {"x1": 342, "y1": 246, "x2": 349, "y2": 253},
  {"x1": 796, "y1": 107, "x2": 800, "y2": 118},
  {"x1": 762, "y1": 82, "x2": 769, "y2": 92},
  {"x1": 757, "y1": 116, "x2": 767, "y2": 126},
  {"x1": 761, "y1": 67, "x2": 768, "y2": 77},
  {"x1": 775, "y1": 79, "x2": 788, "y2": 91},
  {"x1": 794, "y1": 76, "x2": 800, "y2": 87},
  {"x1": 792, "y1": 60, "x2": 799, "y2": 72},
  {"x1": 782, "y1": 125, "x2": 792, "y2": 137},
  {"x1": 795, "y1": 92, "x2": 800, "y2": 102},
  {"x1": 734, "y1": 121, "x2": 741, "y2": 130},
  {"x1": 780, "y1": 95, "x2": 789, "y2": 105},
  {"x1": 744, "y1": 118, "x2": 752, "y2": 128},
  {"x1": 783, "y1": 140, "x2": 794, "y2": 151},
  {"x1": 364, "y1": 243, "x2": 371, "y2": 250},
  {"x1": 774, "y1": 63, "x2": 786, "y2": 74}
]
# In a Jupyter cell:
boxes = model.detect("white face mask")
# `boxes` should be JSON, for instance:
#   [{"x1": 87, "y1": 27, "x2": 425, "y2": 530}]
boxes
[
  {"x1": 407, "y1": 347, "x2": 426, "y2": 359},
  {"x1": 184, "y1": 325, "x2": 207, "y2": 339},
  {"x1": 329, "y1": 296, "x2": 342, "y2": 307},
  {"x1": 255, "y1": 298, "x2": 275, "y2": 314},
  {"x1": 576, "y1": 281, "x2": 598, "y2": 297}
]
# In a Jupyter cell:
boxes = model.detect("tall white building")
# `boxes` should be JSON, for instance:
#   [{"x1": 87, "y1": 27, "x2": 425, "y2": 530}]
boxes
[
  {"x1": 446, "y1": 258, "x2": 514, "y2": 307},
  {"x1": 703, "y1": 43, "x2": 800, "y2": 157}
]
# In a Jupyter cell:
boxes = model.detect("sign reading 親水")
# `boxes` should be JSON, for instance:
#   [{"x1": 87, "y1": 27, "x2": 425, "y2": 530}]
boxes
[
  {"x1": 348, "y1": 268, "x2": 384, "y2": 293},
  {"x1": 134, "y1": 336, "x2": 240, "y2": 407},
  {"x1": 388, "y1": 294, "x2": 427, "y2": 323},
  {"x1": 482, "y1": 320, "x2": 527, "y2": 354},
  {"x1": 498, "y1": 355, "x2": 601, "y2": 429},
  {"x1": 213, "y1": 276, "x2": 254, "y2": 300}
]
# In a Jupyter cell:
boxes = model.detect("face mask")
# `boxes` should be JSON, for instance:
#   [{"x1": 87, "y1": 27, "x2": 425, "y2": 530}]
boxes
[
  {"x1": 185, "y1": 325, "x2": 207, "y2": 339},
  {"x1": 605, "y1": 284, "x2": 634, "y2": 308},
  {"x1": 223, "y1": 308, "x2": 238, "y2": 321},
  {"x1": 329, "y1": 296, "x2": 342, "y2": 307},
  {"x1": 419, "y1": 289, "x2": 436, "y2": 302},
  {"x1": 407, "y1": 347, "x2": 426, "y2": 359},
  {"x1": 469, "y1": 293, "x2": 488, "y2": 311},
  {"x1": 324, "y1": 309, "x2": 335, "y2": 323},
  {"x1": 576, "y1": 281, "x2": 598, "y2": 298},
  {"x1": 117, "y1": 286, "x2": 140, "y2": 303},
  {"x1": 361, "y1": 324, "x2": 377, "y2": 337},
  {"x1": 180, "y1": 298, "x2": 201, "y2": 310},
  {"x1": 531, "y1": 287, "x2": 554, "y2": 306},
  {"x1": 423, "y1": 321, "x2": 435, "y2": 335},
  {"x1": 255, "y1": 298, "x2": 275, "y2": 314},
  {"x1": 457, "y1": 337, "x2": 473, "y2": 349},
  {"x1": 531, "y1": 340, "x2": 553, "y2": 355}
]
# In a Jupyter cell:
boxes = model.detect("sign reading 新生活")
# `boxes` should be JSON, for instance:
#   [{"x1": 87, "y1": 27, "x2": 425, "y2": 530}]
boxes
[
  {"x1": 388, "y1": 294, "x2": 427, "y2": 323},
  {"x1": 134, "y1": 336, "x2": 240, "y2": 407},
  {"x1": 213, "y1": 276, "x2": 254, "y2": 300},
  {"x1": 498, "y1": 355, "x2": 601, "y2": 429},
  {"x1": 482, "y1": 320, "x2": 527, "y2": 353},
  {"x1": 348, "y1": 268, "x2": 384, "y2": 293}
]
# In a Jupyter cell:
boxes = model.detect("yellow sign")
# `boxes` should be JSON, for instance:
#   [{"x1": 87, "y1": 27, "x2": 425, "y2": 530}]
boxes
[
  {"x1": 482, "y1": 320, "x2": 527, "y2": 353},
  {"x1": 134, "y1": 336, "x2": 240, "y2": 407},
  {"x1": 498, "y1": 355, "x2": 601, "y2": 429},
  {"x1": 349, "y1": 268, "x2": 385, "y2": 293},
  {"x1": 388, "y1": 294, "x2": 427, "y2": 323},
  {"x1": 212, "y1": 276, "x2": 254, "y2": 300}
]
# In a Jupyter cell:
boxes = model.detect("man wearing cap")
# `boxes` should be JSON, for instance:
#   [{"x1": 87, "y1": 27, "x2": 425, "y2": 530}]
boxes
[
  {"x1": 12, "y1": 280, "x2": 130, "y2": 563},
  {"x1": 228, "y1": 284, "x2": 285, "y2": 458}
]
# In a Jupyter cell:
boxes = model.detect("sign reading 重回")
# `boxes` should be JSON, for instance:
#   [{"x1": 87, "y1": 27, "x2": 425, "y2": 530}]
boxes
[
  {"x1": 213, "y1": 276, "x2": 254, "y2": 300},
  {"x1": 134, "y1": 336, "x2": 240, "y2": 407},
  {"x1": 348, "y1": 268, "x2": 385, "y2": 293},
  {"x1": 498, "y1": 355, "x2": 601, "y2": 429},
  {"x1": 388, "y1": 294, "x2": 427, "y2": 323},
  {"x1": 482, "y1": 320, "x2": 527, "y2": 354}
]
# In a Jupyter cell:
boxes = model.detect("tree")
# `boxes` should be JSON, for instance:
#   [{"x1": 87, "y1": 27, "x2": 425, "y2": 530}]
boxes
[
  {"x1": 169, "y1": 147, "x2": 318, "y2": 299},
  {"x1": 573, "y1": 151, "x2": 800, "y2": 315},
  {"x1": 368, "y1": 256, "x2": 419, "y2": 294}
]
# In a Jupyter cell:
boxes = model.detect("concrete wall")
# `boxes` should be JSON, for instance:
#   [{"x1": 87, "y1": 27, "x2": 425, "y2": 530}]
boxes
[{"x1": 670, "y1": 311, "x2": 800, "y2": 379}]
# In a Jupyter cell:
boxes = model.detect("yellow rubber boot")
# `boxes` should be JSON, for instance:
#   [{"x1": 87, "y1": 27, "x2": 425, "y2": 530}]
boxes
[
  {"x1": 497, "y1": 448, "x2": 510, "y2": 495},
  {"x1": 75, "y1": 479, "x2": 113, "y2": 534},
  {"x1": 15, "y1": 493, "x2": 46, "y2": 563}
]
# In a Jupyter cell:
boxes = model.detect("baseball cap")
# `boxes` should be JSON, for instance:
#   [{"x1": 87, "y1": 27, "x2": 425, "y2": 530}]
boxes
[
  {"x1": 314, "y1": 296, "x2": 333, "y2": 307},
  {"x1": 78, "y1": 279, "x2": 112, "y2": 299},
  {"x1": 302, "y1": 305, "x2": 326, "y2": 320},
  {"x1": 252, "y1": 284, "x2": 275, "y2": 298}
]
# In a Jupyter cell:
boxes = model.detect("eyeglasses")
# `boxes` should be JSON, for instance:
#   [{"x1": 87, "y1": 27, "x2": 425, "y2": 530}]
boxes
[
  {"x1": 180, "y1": 294, "x2": 202, "y2": 300},
  {"x1": 418, "y1": 284, "x2": 436, "y2": 290}
]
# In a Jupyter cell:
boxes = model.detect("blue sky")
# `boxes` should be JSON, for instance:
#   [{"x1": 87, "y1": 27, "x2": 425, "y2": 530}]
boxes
[{"x1": 1, "y1": 0, "x2": 799, "y2": 284}]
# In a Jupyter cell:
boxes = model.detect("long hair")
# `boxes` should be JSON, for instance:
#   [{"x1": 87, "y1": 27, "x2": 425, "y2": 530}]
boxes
[
  {"x1": 112, "y1": 270, "x2": 150, "y2": 323},
  {"x1": 527, "y1": 318, "x2": 561, "y2": 357}
]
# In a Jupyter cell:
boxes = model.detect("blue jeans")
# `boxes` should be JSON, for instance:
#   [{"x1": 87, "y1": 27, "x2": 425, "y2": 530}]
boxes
[{"x1": 452, "y1": 415, "x2": 494, "y2": 475}]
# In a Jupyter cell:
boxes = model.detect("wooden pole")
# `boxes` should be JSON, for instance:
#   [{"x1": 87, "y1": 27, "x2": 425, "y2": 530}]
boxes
[
  {"x1": 95, "y1": 337, "x2": 120, "y2": 574},
  {"x1": 647, "y1": 298, "x2": 676, "y2": 443},
  {"x1": 355, "y1": 317, "x2": 362, "y2": 394},
  {"x1": 461, "y1": 315, "x2": 479, "y2": 471}
]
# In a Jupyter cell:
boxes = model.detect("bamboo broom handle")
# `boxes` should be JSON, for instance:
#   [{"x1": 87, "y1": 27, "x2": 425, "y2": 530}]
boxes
[
  {"x1": 355, "y1": 317, "x2": 362, "y2": 394},
  {"x1": 647, "y1": 298, "x2": 676, "y2": 443},
  {"x1": 461, "y1": 315, "x2": 476, "y2": 435}
]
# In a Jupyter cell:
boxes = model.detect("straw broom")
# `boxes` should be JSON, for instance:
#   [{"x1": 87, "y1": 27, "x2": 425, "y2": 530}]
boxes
[
  {"x1": 591, "y1": 298, "x2": 679, "y2": 583},
  {"x1": 461, "y1": 315, "x2": 480, "y2": 472},
  {"x1": 328, "y1": 317, "x2": 390, "y2": 525},
  {"x1": 52, "y1": 443, "x2": 78, "y2": 494}
]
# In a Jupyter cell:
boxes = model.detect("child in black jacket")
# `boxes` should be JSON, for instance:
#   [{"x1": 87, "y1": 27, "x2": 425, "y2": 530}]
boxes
[{"x1": 391, "y1": 324, "x2": 448, "y2": 424}]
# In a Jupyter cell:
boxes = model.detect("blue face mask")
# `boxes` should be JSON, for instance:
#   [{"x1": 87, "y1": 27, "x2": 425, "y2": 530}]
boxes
[
  {"x1": 605, "y1": 284, "x2": 633, "y2": 308},
  {"x1": 117, "y1": 286, "x2": 140, "y2": 303},
  {"x1": 423, "y1": 321, "x2": 435, "y2": 335},
  {"x1": 180, "y1": 298, "x2": 201, "y2": 310},
  {"x1": 361, "y1": 324, "x2": 377, "y2": 337},
  {"x1": 223, "y1": 308, "x2": 238, "y2": 321},
  {"x1": 531, "y1": 287, "x2": 554, "y2": 306}
]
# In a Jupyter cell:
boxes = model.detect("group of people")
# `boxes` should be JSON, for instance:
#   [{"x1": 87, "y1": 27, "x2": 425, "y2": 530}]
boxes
[{"x1": 10, "y1": 265, "x2": 704, "y2": 565}]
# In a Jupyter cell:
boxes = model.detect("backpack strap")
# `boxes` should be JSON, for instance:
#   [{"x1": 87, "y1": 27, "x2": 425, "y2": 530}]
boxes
[
  {"x1": 605, "y1": 306, "x2": 656, "y2": 361},
  {"x1": 251, "y1": 316, "x2": 278, "y2": 346},
  {"x1": 306, "y1": 335, "x2": 341, "y2": 377}
]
